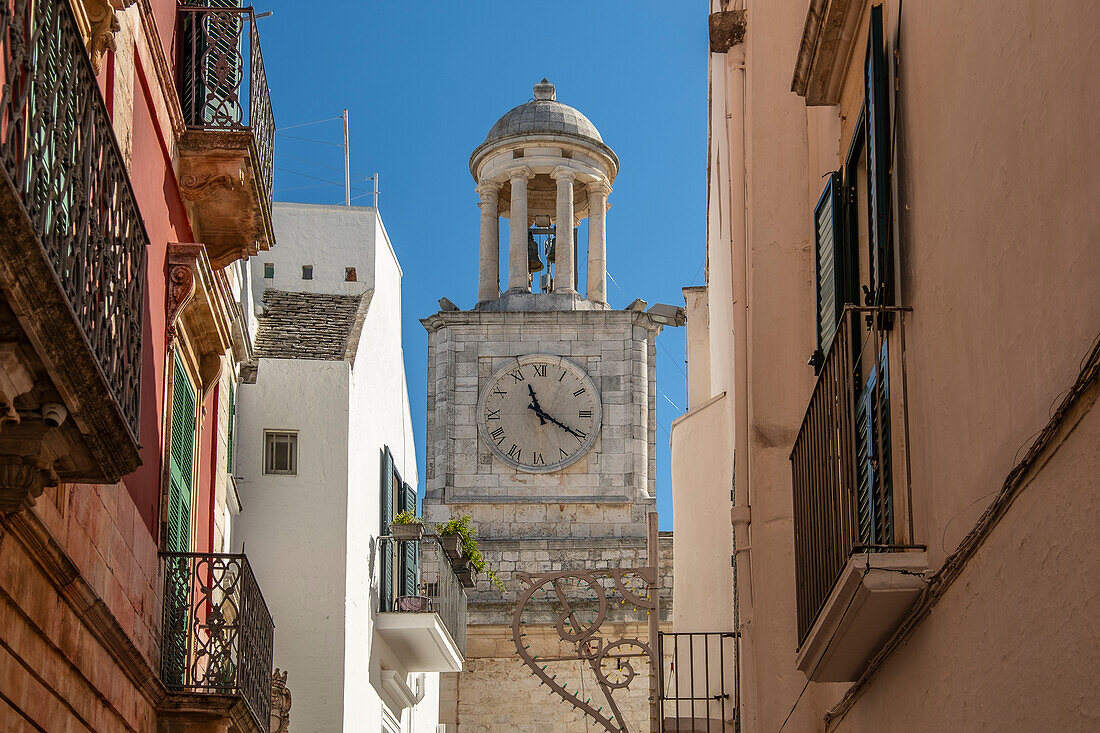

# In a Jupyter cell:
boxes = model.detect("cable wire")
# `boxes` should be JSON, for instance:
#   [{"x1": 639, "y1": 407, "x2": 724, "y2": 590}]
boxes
[{"x1": 277, "y1": 115, "x2": 343, "y2": 131}]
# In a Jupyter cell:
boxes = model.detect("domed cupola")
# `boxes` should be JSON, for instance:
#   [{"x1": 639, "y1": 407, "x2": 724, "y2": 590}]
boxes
[{"x1": 470, "y1": 81, "x2": 618, "y2": 310}]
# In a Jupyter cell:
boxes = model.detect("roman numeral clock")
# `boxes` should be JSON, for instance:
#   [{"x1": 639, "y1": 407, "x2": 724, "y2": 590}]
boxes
[{"x1": 478, "y1": 355, "x2": 602, "y2": 472}]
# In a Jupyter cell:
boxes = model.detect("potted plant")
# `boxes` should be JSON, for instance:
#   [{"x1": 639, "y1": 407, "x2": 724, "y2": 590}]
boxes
[
  {"x1": 435, "y1": 515, "x2": 467, "y2": 560},
  {"x1": 390, "y1": 510, "x2": 425, "y2": 541},
  {"x1": 435, "y1": 515, "x2": 506, "y2": 591}
]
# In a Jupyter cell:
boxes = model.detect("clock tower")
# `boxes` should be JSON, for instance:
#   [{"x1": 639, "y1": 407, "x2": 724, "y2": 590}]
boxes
[{"x1": 421, "y1": 80, "x2": 669, "y2": 731}]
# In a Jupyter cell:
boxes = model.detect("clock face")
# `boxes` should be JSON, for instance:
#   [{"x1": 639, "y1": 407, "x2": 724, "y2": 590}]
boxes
[{"x1": 477, "y1": 354, "x2": 602, "y2": 473}]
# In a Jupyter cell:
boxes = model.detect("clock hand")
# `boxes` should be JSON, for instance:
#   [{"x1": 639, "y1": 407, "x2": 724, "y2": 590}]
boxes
[
  {"x1": 527, "y1": 385, "x2": 547, "y2": 425},
  {"x1": 529, "y1": 404, "x2": 582, "y2": 439}
]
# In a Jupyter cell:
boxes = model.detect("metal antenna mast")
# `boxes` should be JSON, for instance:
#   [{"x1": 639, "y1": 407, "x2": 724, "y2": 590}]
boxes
[{"x1": 342, "y1": 108, "x2": 350, "y2": 206}]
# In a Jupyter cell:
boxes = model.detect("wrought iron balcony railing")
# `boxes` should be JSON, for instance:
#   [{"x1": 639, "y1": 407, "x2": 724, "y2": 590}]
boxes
[
  {"x1": 0, "y1": 0, "x2": 147, "y2": 441},
  {"x1": 178, "y1": 3, "x2": 274, "y2": 217},
  {"x1": 380, "y1": 536, "x2": 468, "y2": 658},
  {"x1": 161, "y1": 552, "x2": 275, "y2": 728},
  {"x1": 658, "y1": 631, "x2": 738, "y2": 732},
  {"x1": 790, "y1": 306, "x2": 914, "y2": 644}
]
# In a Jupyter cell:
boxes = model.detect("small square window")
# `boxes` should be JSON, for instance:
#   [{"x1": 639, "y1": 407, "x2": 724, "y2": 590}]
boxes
[
  {"x1": 264, "y1": 431, "x2": 298, "y2": 475},
  {"x1": 302, "y1": 265, "x2": 313, "y2": 280},
  {"x1": 345, "y1": 267, "x2": 357, "y2": 282},
  {"x1": 263, "y1": 263, "x2": 274, "y2": 279}
]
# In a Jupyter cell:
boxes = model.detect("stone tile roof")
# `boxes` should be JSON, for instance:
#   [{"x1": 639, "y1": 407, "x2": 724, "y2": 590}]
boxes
[{"x1": 254, "y1": 289, "x2": 371, "y2": 361}]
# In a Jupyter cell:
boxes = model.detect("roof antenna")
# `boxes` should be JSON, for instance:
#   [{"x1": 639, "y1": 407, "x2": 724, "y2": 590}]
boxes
[{"x1": 342, "y1": 109, "x2": 350, "y2": 206}]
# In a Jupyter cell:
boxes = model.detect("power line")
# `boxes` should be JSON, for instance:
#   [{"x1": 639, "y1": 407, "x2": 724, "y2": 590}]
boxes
[
  {"x1": 277, "y1": 115, "x2": 343, "y2": 131},
  {"x1": 275, "y1": 132, "x2": 344, "y2": 147}
]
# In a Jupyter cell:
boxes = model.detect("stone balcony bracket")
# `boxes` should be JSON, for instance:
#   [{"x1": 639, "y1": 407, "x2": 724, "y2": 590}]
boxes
[
  {"x1": 177, "y1": 131, "x2": 275, "y2": 269},
  {"x1": 167, "y1": 243, "x2": 235, "y2": 395}
]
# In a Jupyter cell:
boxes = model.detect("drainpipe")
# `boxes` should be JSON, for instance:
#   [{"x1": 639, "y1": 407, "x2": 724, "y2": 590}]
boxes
[{"x1": 711, "y1": 2, "x2": 757, "y2": 729}]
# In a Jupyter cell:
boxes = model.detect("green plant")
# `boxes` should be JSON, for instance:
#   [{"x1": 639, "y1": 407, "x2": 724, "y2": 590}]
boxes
[
  {"x1": 436, "y1": 515, "x2": 506, "y2": 592},
  {"x1": 392, "y1": 510, "x2": 423, "y2": 525}
]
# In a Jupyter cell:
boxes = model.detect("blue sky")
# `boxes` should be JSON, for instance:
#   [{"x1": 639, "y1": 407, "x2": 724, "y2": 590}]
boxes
[{"x1": 259, "y1": 2, "x2": 707, "y2": 529}]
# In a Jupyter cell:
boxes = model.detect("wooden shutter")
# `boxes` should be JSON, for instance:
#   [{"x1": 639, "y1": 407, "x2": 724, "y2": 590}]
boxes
[
  {"x1": 814, "y1": 173, "x2": 845, "y2": 359},
  {"x1": 380, "y1": 448, "x2": 394, "y2": 610},
  {"x1": 167, "y1": 352, "x2": 197, "y2": 553},
  {"x1": 400, "y1": 482, "x2": 418, "y2": 597},
  {"x1": 226, "y1": 381, "x2": 235, "y2": 472},
  {"x1": 865, "y1": 4, "x2": 893, "y2": 308},
  {"x1": 856, "y1": 343, "x2": 892, "y2": 547}
]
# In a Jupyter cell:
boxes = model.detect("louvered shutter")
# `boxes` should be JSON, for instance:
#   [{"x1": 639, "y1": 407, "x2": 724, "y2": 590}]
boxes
[
  {"x1": 400, "y1": 482, "x2": 418, "y2": 597},
  {"x1": 167, "y1": 352, "x2": 197, "y2": 553},
  {"x1": 226, "y1": 381, "x2": 235, "y2": 472},
  {"x1": 865, "y1": 4, "x2": 893, "y2": 309},
  {"x1": 814, "y1": 173, "x2": 845, "y2": 362},
  {"x1": 380, "y1": 448, "x2": 394, "y2": 610},
  {"x1": 856, "y1": 343, "x2": 892, "y2": 547}
]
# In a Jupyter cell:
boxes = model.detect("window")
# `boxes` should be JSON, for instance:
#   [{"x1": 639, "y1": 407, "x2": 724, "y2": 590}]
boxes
[
  {"x1": 380, "y1": 446, "x2": 418, "y2": 610},
  {"x1": 263, "y1": 262, "x2": 274, "y2": 279},
  {"x1": 345, "y1": 267, "x2": 357, "y2": 282},
  {"x1": 226, "y1": 381, "x2": 236, "y2": 472},
  {"x1": 167, "y1": 351, "x2": 197, "y2": 553},
  {"x1": 302, "y1": 264, "x2": 313, "y2": 280},
  {"x1": 264, "y1": 431, "x2": 298, "y2": 475}
]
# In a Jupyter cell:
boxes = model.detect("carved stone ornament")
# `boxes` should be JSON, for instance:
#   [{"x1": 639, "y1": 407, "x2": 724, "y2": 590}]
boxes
[
  {"x1": 82, "y1": 0, "x2": 136, "y2": 75},
  {"x1": 270, "y1": 668, "x2": 292, "y2": 733},
  {"x1": 0, "y1": 456, "x2": 58, "y2": 514},
  {"x1": 166, "y1": 260, "x2": 197, "y2": 346},
  {"x1": 179, "y1": 169, "x2": 244, "y2": 203}
]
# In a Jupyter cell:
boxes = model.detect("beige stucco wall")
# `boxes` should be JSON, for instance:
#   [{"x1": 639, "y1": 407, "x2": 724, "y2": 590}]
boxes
[
  {"x1": 670, "y1": 393, "x2": 733, "y2": 633},
  {"x1": 828, "y1": 387, "x2": 1099, "y2": 731},
  {"x1": 693, "y1": 0, "x2": 1100, "y2": 731}
]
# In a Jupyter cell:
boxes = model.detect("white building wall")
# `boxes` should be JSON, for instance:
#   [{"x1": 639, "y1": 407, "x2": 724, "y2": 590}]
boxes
[
  {"x1": 234, "y1": 359, "x2": 352, "y2": 732},
  {"x1": 254, "y1": 202, "x2": 378, "y2": 303},
  {"x1": 238, "y1": 202, "x2": 437, "y2": 731},
  {"x1": 342, "y1": 203, "x2": 433, "y2": 732}
]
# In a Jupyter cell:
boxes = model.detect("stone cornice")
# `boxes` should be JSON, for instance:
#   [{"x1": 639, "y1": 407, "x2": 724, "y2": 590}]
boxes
[
  {"x1": 791, "y1": 0, "x2": 865, "y2": 105},
  {"x1": 420, "y1": 308, "x2": 665, "y2": 335}
]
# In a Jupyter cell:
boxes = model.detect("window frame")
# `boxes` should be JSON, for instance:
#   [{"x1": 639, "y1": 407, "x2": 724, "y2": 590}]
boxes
[{"x1": 263, "y1": 430, "x2": 299, "y2": 476}]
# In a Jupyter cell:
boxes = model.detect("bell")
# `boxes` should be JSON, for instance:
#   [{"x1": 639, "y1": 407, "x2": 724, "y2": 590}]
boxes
[
  {"x1": 527, "y1": 231, "x2": 544, "y2": 273},
  {"x1": 546, "y1": 234, "x2": 556, "y2": 264}
]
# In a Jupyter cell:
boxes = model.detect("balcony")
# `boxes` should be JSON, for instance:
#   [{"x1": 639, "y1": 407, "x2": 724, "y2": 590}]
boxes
[
  {"x1": 658, "y1": 632, "x2": 738, "y2": 732},
  {"x1": 0, "y1": 0, "x2": 147, "y2": 510},
  {"x1": 376, "y1": 536, "x2": 466, "y2": 675},
  {"x1": 176, "y1": 4, "x2": 274, "y2": 269},
  {"x1": 790, "y1": 306, "x2": 928, "y2": 682},
  {"x1": 159, "y1": 552, "x2": 275, "y2": 733}
]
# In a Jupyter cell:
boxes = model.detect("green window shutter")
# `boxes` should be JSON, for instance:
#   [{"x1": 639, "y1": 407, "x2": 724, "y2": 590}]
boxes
[
  {"x1": 226, "y1": 381, "x2": 235, "y2": 472},
  {"x1": 400, "y1": 482, "x2": 418, "y2": 597},
  {"x1": 167, "y1": 352, "x2": 197, "y2": 553},
  {"x1": 814, "y1": 173, "x2": 844, "y2": 362},
  {"x1": 380, "y1": 448, "x2": 394, "y2": 610},
  {"x1": 865, "y1": 4, "x2": 893, "y2": 308}
]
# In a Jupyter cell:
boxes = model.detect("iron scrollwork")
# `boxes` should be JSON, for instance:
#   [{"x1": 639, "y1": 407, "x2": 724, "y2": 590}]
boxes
[
  {"x1": 160, "y1": 553, "x2": 275, "y2": 728},
  {"x1": 178, "y1": 4, "x2": 274, "y2": 218},
  {"x1": 0, "y1": 0, "x2": 148, "y2": 438},
  {"x1": 512, "y1": 567, "x2": 658, "y2": 733}
]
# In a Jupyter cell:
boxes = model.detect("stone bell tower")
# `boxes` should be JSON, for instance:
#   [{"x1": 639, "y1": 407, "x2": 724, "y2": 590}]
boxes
[{"x1": 422, "y1": 80, "x2": 671, "y2": 731}]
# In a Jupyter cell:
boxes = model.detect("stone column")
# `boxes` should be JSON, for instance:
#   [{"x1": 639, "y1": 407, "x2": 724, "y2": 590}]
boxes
[
  {"x1": 586, "y1": 180, "x2": 610, "y2": 303},
  {"x1": 477, "y1": 181, "x2": 502, "y2": 302},
  {"x1": 507, "y1": 168, "x2": 533, "y2": 293},
  {"x1": 551, "y1": 167, "x2": 576, "y2": 293}
]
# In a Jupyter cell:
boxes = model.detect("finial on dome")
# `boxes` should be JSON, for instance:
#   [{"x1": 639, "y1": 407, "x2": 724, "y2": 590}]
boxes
[{"x1": 533, "y1": 79, "x2": 556, "y2": 101}]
